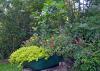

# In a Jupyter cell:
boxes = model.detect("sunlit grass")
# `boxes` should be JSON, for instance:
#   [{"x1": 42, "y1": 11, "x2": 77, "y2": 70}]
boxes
[{"x1": 0, "y1": 63, "x2": 22, "y2": 71}]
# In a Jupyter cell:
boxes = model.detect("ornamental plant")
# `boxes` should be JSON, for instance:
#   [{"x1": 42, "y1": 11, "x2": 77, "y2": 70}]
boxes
[{"x1": 9, "y1": 46, "x2": 50, "y2": 66}]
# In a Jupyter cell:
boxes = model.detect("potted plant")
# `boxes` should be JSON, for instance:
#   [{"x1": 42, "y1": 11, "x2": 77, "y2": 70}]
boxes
[{"x1": 9, "y1": 46, "x2": 63, "y2": 70}]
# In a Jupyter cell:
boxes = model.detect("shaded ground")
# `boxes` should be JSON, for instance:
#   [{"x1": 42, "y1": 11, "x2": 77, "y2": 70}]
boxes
[{"x1": 0, "y1": 59, "x2": 8, "y2": 64}]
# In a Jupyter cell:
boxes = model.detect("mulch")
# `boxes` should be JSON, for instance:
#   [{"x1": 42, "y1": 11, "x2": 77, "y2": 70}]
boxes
[{"x1": 0, "y1": 59, "x2": 9, "y2": 64}]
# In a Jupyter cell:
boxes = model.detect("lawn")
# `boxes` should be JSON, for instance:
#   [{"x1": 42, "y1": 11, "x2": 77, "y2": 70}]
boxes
[{"x1": 0, "y1": 63, "x2": 22, "y2": 71}]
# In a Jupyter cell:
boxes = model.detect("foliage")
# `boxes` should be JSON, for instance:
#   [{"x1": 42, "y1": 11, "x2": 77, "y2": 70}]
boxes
[
  {"x1": 0, "y1": 12, "x2": 31, "y2": 59},
  {"x1": 71, "y1": 43, "x2": 100, "y2": 71},
  {"x1": 42, "y1": 34, "x2": 74, "y2": 57},
  {"x1": 0, "y1": 0, "x2": 37, "y2": 59},
  {"x1": 9, "y1": 46, "x2": 50, "y2": 66},
  {"x1": 22, "y1": 33, "x2": 74, "y2": 57},
  {"x1": 69, "y1": 1, "x2": 100, "y2": 71},
  {"x1": 0, "y1": 0, "x2": 100, "y2": 71},
  {"x1": 32, "y1": 0, "x2": 67, "y2": 37},
  {"x1": 21, "y1": 34, "x2": 39, "y2": 47},
  {"x1": 22, "y1": 0, "x2": 69, "y2": 56}
]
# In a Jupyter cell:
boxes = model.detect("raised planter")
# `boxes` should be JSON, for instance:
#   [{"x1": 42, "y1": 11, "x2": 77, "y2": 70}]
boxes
[{"x1": 23, "y1": 55, "x2": 63, "y2": 71}]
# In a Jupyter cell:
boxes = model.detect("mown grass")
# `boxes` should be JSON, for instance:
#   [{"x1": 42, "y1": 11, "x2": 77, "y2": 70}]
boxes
[{"x1": 0, "y1": 63, "x2": 22, "y2": 71}]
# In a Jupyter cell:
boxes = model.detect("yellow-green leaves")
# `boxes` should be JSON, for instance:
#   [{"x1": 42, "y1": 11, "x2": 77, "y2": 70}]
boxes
[{"x1": 9, "y1": 46, "x2": 50, "y2": 65}]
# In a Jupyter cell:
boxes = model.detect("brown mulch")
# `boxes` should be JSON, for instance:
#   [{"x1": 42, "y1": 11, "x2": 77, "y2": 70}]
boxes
[{"x1": 0, "y1": 59, "x2": 9, "y2": 64}]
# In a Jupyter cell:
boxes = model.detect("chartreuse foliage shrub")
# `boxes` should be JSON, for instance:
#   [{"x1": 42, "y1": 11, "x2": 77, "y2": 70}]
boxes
[{"x1": 9, "y1": 46, "x2": 50, "y2": 66}]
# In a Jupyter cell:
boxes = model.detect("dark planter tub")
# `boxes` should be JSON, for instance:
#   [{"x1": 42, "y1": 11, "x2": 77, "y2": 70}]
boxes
[{"x1": 23, "y1": 55, "x2": 63, "y2": 71}]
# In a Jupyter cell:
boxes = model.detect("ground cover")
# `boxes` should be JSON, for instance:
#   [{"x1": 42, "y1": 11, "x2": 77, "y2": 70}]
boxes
[{"x1": 0, "y1": 63, "x2": 21, "y2": 71}]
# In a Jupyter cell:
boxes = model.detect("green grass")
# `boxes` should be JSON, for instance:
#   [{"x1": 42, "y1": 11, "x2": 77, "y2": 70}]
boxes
[{"x1": 0, "y1": 63, "x2": 22, "y2": 71}]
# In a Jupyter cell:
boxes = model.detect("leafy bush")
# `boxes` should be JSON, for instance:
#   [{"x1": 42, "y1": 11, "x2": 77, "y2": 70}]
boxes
[
  {"x1": 9, "y1": 46, "x2": 50, "y2": 66},
  {"x1": 22, "y1": 34, "x2": 39, "y2": 47},
  {"x1": 0, "y1": 0, "x2": 33, "y2": 59},
  {"x1": 71, "y1": 44, "x2": 100, "y2": 71},
  {"x1": 42, "y1": 34, "x2": 74, "y2": 56}
]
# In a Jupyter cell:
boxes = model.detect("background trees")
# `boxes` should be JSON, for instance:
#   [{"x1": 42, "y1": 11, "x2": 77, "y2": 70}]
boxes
[{"x1": 0, "y1": 0, "x2": 32, "y2": 59}]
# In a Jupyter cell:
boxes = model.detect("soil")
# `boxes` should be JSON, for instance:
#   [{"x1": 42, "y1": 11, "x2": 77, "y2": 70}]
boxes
[{"x1": 0, "y1": 59, "x2": 9, "y2": 64}]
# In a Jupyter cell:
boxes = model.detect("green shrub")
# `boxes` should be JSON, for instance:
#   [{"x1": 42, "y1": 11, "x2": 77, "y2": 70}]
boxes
[
  {"x1": 9, "y1": 46, "x2": 50, "y2": 66},
  {"x1": 43, "y1": 34, "x2": 74, "y2": 57},
  {"x1": 22, "y1": 35, "x2": 39, "y2": 47},
  {"x1": 71, "y1": 44, "x2": 100, "y2": 71}
]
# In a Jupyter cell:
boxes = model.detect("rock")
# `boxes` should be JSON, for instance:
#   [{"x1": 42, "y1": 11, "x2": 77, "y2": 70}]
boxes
[{"x1": 23, "y1": 68, "x2": 32, "y2": 71}]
